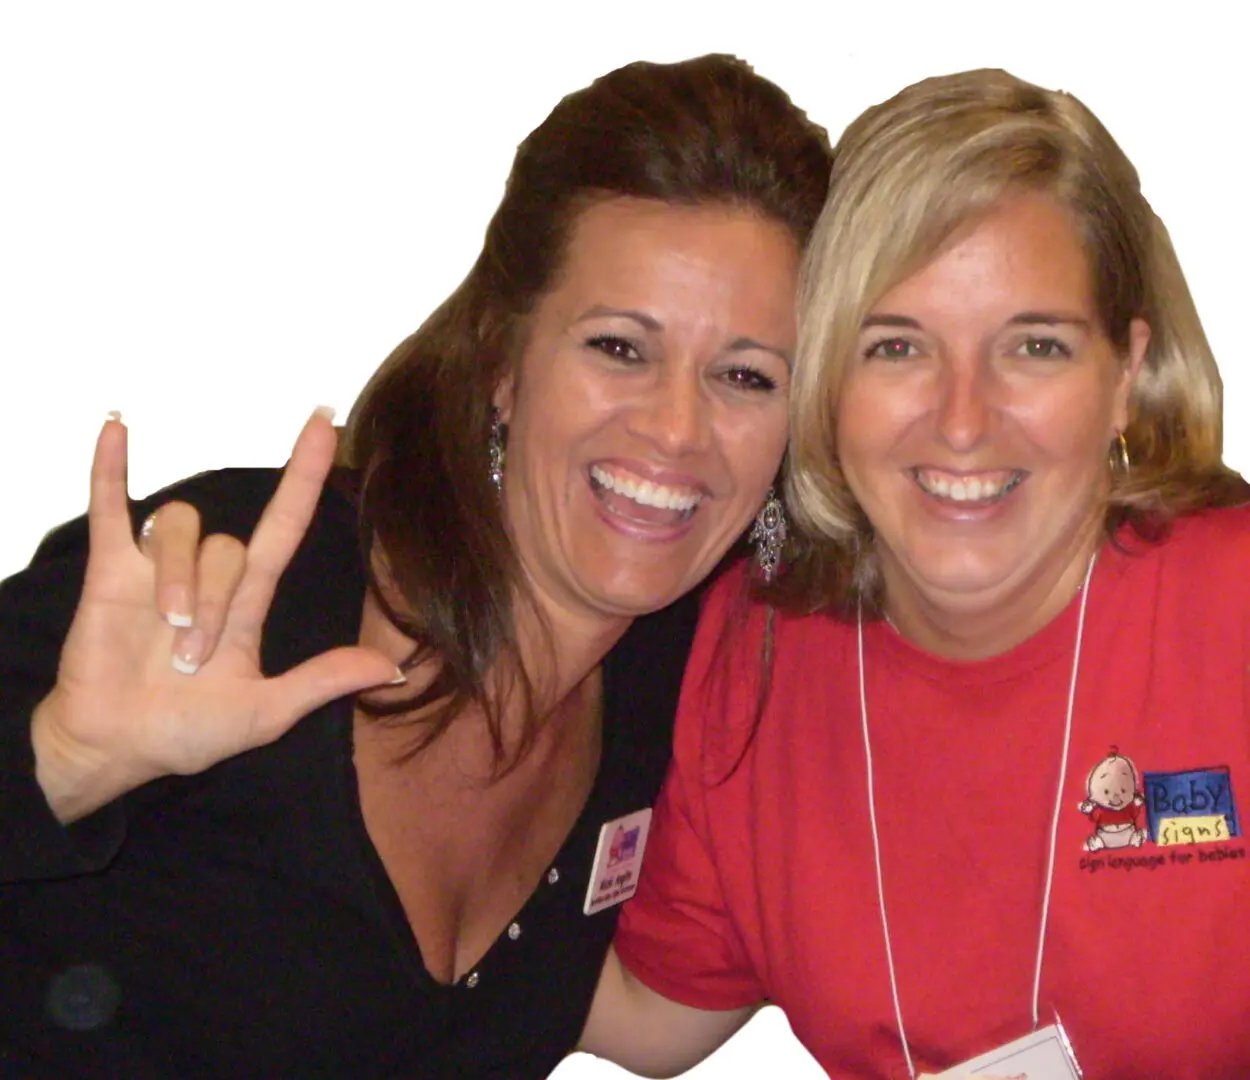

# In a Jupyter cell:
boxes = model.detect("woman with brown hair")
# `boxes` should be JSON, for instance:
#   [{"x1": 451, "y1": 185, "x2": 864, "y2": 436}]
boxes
[
  {"x1": 592, "y1": 68, "x2": 1250, "y2": 1079},
  {"x1": 0, "y1": 55, "x2": 831, "y2": 1077}
]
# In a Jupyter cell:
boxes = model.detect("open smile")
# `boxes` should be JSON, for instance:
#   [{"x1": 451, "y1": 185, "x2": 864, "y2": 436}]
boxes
[
  {"x1": 911, "y1": 467, "x2": 1026, "y2": 506},
  {"x1": 588, "y1": 464, "x2": 703, "y2": 529}
]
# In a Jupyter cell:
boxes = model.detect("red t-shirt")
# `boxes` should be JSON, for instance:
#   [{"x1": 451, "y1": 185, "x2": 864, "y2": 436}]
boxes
[{"x1": 616, "y1": 507, "x2": 1250, "y2": 1080}]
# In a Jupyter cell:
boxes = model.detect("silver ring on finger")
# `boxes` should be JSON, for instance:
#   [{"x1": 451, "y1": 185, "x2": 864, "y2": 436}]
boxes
[{"x1": 138, "y1": 511, "x2": 158, "y2": 545}]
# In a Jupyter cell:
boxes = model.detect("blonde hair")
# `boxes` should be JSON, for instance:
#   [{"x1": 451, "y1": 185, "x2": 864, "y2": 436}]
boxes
[{"x1": 781, "y1": 68, "x2": 1245, "y2": 612}]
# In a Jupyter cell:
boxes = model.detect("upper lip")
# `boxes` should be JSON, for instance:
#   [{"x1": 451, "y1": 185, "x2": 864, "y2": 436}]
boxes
[
  {"x1": 589, "y1": 458, "x2": 713, "y2": 496},
  {"x1": 911, "y1": 466, "x2": 1023, "y2": 479}
]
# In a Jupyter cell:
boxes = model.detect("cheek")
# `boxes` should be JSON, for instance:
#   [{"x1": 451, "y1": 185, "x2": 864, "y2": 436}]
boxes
[
  {"x1": 507, "y1": 375, "x2": 605, "y2": 461},
  {"x1": 1009, "y1": 391, "x2": 1111, "y2": 476},
  {"x1": 835, "y1": 378, "x2": 917, "y2": 482},
  {"x1": 720, "y1": 407, "x2": 789, "y2": 492}
]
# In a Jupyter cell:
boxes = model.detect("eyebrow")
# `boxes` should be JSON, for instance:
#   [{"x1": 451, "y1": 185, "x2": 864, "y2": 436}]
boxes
[
  {"x1": 727, "y1": 337, "x2": 793, "y2": 368},
  {"x1": 861, "y1": 311, "x2": 1092, "y2": 331},
  {"x1": 576, "y1": 306, "x2": 792, "y2": 367},
  {"x1": 574, "y1": 305, "x2": 662, "y2": 331},
  {"x1": 1008, "y1": 311, "x2": 1092, "y2": 330},
  {"x1": 861, "y1": 314, "x2": 921, "y2": 329}
]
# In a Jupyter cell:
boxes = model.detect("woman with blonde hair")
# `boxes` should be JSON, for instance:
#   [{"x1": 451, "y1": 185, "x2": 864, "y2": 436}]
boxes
[{"x1": 584, "y1": 69, "x2": 1250, "y2": 1079}]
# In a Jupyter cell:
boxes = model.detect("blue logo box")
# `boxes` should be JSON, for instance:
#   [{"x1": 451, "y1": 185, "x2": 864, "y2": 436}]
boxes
[{"x1": 1143, "y1": 766, "x2": 1239, "y2": 843}]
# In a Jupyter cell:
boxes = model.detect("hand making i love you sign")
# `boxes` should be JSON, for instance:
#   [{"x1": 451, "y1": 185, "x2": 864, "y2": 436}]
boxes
[{"x1": 30, "y1": 408, "x2": 402, "y2": 825}]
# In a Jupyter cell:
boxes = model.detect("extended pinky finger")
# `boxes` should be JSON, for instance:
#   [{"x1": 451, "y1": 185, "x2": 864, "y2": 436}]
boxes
[
  {"x1": 86, "y1": 414, "x2": 135, "y2": 561},
  {"x1": 170, "y1": 533, "x2": 246, "y2": 675}
]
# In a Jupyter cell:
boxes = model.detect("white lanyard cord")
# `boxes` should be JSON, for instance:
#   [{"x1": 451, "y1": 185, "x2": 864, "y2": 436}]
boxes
[
  {"x1": 856, "y1": 600, "x2": 915, "y2": 1079},
  {"x1": 1031, "y1": 553, "x2": 1095, "y2": 1028},
  {"x1": 857, "y1": 555, "x2": 1096, "y2": 1079}
]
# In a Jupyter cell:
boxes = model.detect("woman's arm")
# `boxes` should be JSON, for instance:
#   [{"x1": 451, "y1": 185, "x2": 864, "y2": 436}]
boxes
[{"x1": 578, "y1": 947, "x2": 757, "y2": 1078}]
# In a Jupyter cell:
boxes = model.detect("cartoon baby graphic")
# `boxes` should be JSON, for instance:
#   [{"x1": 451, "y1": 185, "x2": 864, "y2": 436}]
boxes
[{"x1": 1079, "y1": 749, "x2": 1148, "y2": 851}]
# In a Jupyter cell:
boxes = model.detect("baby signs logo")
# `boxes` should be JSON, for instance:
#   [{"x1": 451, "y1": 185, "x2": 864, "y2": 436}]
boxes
[
  {"x1": 1144, "y1": 765, "x2": 1240, "y2": 848},
  {"x1": 1078, "y1": 748, "x2": 1148, "y2": 852},
  {"x1": 1077, "y1": 748, "x2": 1245, "y2": 874}
]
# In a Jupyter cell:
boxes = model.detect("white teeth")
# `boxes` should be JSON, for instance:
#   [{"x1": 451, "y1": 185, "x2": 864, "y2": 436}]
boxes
[
  {"x1": 917, "y1": 470, "x2": 1019, "y2": 502},
  {"x1": 590, "y1": 465, "x2": 702, "y2": 512}
]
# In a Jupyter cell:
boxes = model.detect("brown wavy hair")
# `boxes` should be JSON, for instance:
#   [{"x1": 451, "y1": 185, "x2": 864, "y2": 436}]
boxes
[{"x1": 341, "y1": 54, "x2": 833, "y2": 770}]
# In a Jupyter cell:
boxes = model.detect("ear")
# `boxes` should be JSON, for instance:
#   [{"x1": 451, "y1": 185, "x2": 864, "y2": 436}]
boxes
[
  {"x1": 492, "y1": 372, "x2": 516, "y2": 425},
  {"x1": 1111, "y1": 317, "x2": 1150, "y2": 434}
]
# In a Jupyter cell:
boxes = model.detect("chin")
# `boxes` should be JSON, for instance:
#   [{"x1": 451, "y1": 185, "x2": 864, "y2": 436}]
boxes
[
  {"x1": 904, "y1": 545, "x2": 1019, "y2": 599},
  {"x1": 584, "y1": 570, "x2": 692, "y2": 619}
]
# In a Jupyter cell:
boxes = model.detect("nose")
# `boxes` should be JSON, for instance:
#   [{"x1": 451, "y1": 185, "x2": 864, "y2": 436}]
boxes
[
  {"x1": 629, "y1": 366, "x2": 711, "y2": 457},
  {"x1": 934, "y1": 355, "x2": 996, "y2": 452}
]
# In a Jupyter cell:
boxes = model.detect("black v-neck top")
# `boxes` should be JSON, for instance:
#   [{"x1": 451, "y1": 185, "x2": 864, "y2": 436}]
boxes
[{"x1": 0, "y1": 468, "x2": 699, "y2": 1078}]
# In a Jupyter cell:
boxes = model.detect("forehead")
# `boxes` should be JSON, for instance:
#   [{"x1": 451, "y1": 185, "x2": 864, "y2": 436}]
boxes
[
  {"x1": 547, "y1": 196, "x2": 800, "y2": 310},
  {"x1": 871, "y1": 191, "x2": 1094, "y2": 319}
]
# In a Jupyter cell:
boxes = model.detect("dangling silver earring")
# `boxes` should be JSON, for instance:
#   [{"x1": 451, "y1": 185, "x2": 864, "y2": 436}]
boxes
[
  {"x1": 749, "y1": 488, "x2": 787, "y2": 583},
  {"x1": 488, "y1": 409, "x2": 506, "y2": 491}
]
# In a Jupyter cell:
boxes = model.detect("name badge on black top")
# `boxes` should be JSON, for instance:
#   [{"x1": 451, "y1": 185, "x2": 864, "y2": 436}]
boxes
[{"x1": 583, "y1": 808, "x2": 652, "y2": 915}]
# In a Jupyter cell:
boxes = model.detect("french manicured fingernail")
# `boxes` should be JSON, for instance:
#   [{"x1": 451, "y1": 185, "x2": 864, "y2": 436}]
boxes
[
  {"x1": 171, "y1": 629, "x2": 206, "y2": 675},
  {"x1": 107, "y1": 410, "x2": 123, "y2": 423},
  {"x1": 163, "y1": 586, "x2": 192, "y2": 627},
  {"x1": 388, "y1": 667, "x2": 407, "y2": 686},
  {"x1": 313, "y1": 405, "x2": 336, "y2": 422}
]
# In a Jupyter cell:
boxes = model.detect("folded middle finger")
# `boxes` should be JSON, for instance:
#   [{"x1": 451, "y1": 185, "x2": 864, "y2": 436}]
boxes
[
  {"x1": 170, "y1": 532, "x2": 247, "y2": 674},
  {"x1": 141, "y1": 501, "x2": 202, "y2": 627}
]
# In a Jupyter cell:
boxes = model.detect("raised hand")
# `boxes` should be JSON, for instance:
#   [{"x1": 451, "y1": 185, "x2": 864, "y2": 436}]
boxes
[{"x1": 30, "y1": 409, "x2": 401, "y2": 823}]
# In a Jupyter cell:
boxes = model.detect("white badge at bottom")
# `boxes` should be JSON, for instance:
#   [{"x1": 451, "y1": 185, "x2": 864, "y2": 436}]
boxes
[
  {"x1": 931, "y1": 1021, "x2": 1081, "y2": 1079},
  {"x1": 583, "y1": 808, "x2": 653, "y2": 915}
]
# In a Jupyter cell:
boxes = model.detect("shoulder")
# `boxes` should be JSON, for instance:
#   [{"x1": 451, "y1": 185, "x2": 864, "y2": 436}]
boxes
[
  {"x1": 31, "y1": 466, "x2": 359, "y2": 567},
  {"x1": 691, "y1": 561, "x2": 852, "y2": 690},
  {"x1": 27, "y1": 468, "x2": 277, "y2": 568},
  {"x1": 675, "y1": 563, "x2": 775, "y2": 780},
  {"x1": 1108, "y1": 505, "x2": 1250, "y2": 637},
  {"x1": 617, "y1": 585, "x2": 704, "y2": 657},
  {"x1": 1161, "y1": 503, "x2": 1250, "y2": 552},
  {"x1": 676, "y1": 562, "x2": 856, "y2": 782},
  {"x1": 11, "y1": 467, "x2": 366, "y2": 675},
  {"x1": 603, "y1": 586, "x2": 702, "y2": 731},
  {"x1": 594, "y1": 589, "x2": 705, "y2": 815},
  {"x1": 1126, "y1": 505, "x2": 1250, "y2": 587}
]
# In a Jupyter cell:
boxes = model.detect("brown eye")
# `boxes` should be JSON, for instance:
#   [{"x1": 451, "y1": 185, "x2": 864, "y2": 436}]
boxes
[
  {"x1": 587, "y1": 335, "x2": 641, "y2": 363},
  {"x1": 864, "y1": 337, "x2": 916, "y2": 361},
  {"x1": 722, "y1": 366, "x2": 778, "y2": 392},
  {"x1": 1019, "y1": 337, "x2": 1072, "y2": 359}
]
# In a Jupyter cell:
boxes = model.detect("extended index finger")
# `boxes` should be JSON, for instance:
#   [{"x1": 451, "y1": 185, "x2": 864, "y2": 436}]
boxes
[
  {"x1": 226, "y1": 407, "x2": 339, "y2": 637},
  {"x1": 86, "y1": 413, "x2": 135, "y2": 560}
]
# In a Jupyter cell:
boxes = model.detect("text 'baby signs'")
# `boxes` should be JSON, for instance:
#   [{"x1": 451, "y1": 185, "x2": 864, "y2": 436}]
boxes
[{"x1": 1145, "y1": 767, "x2": 1240, "y2": 847}]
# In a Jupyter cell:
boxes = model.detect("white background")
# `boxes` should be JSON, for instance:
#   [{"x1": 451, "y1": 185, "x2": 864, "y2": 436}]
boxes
[{"x1": 1, "y1": 3, "x2": 1245, "y2": 1077}]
